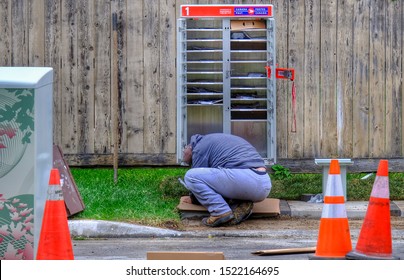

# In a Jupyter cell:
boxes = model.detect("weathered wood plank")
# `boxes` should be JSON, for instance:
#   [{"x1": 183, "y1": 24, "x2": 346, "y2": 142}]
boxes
[
  {"x1": 159, "y1": 0, "x2": 177, "y2": 153},
  {"x1": 27, "y1": 0, "x2": 45, "y2": 66},
  {"x1": 385, "y1": 0, "x2": 402, "y2": 157},
  {"x1": 287, "y1": 0, "x2": 304, "y2": 158},
  {"x1": 45, "y1": 0, "x2": 62, "y2": 146},
  {"x1": 76, "y1": 0, "x2": 95, "y2": 153},
  {"x1": 112, "y1": 0, "x2": 125, "y2": 154},
  {"x1": 352, "y1": 0, "x2": 370, "y2": 158},
  {"x1": 28, "y1": 0, "x2": 45, "y2": 66},
  {"x1": 60, "y1": 0, "x2": 78, "y2": 153},
  {"x1": 369, "y1": 0, "x2": 386, "y2": 157},
  {"x1": 320, "y1": 0, "x2": 338, "y2": 157},
  {"x1": 63, "y1": 153, "x2": 404, "y2": 173},
  {"x1": 143, "y1": 0, "x2": 161, "y2": 152},
  {"x1": 125, "y1": 0, "x2": 145, "y2": 153},
  {"x1": 0, "y1": 0, "x2": 11, "y2": 65},
  {"x1": 273, "y1": 0, "x2": 289, "y2": 158},
  {"x1": 93, "y1": 0, "x2": 111, "y2": 154},
  {"x1": 402, "y1": 0, "x2": 404, "y2": 157},
  {"x1": 303, "y1": 0, "x2": 320, "y2": 157},
  {"x1": 11, "y1": 0, "x2": 29, "y2": 65},
  {"x1": 337, "y1": 0, "x2": 354, "y2": 157},
  {"x1": 64, "y1": 153, "x2": 178, "y2": 166}
]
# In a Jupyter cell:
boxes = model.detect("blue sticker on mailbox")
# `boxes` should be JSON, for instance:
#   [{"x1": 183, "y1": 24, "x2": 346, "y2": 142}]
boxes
[{"x1": 234, "y1": 7, "x2": 269, "y2": 16}]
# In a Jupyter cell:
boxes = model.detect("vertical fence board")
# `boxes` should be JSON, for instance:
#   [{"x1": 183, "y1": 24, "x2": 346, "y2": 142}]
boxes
[
  {"x1": 11, "y1": 0, "x2": 29, "y2": 66},
  {"x1": 93, "y1": 0, "x2": 111, "y2": 154},
  {"x1": 159, "y1": 0, "x2": 177, "y2": 153},
  {"x1": 352, "y1": 0, "x2": 370, "y2": 158},
  {"x1": 337, "y1": 0, "x2": 354, "y2": 157},
  {"x1": 28, "y1": 0, "x2": 45, "y2": 66},
  {"x1": 402, "y1": 0, "x2": 404, "y2": 157},
  {"x1": 114, "y1": 0, "x2": 126, "y2": 154},
  {"x1": 320, "y1": 0, "x2": 338, "y2": 157},
  {"x1": 113, "y1": 0, "x2": 126, "y2": 154},
  {"x1": 303, "y1": 0, "x2": 321, "y2": 157},
  {"x1": 110, "y1": 0, "x2": 126, "y2": 156},
  {"x1": 385, "y1": 0, "x2": 402, "y2": 157},
  {"x1": 143, "y1": 1, "x2": 160, "y2": 153},
  {"x1": 45, "y1": 0, "x2": 62, "y2": 147},
  {"x1": 125, "y1": 0, "x2": 145, "y2": 153},
  {"x1": 287, "y1": 0, "x2": 304, "y2": 158},
  {"x1": 0, "y1": 0, "x2": 11, "y2": 65},
  {"x1": 273, "y1": 0, "x2": 289, "y2": 158},
  {"x1": 76, "y1": 0, "x2": 95, "y2": 154},
  {"x1": 369, "y1": 0, "x2": 386, "y2": 157},
  {"x1": 60, "y1": 0, "x2": 78, "y2": 153}
]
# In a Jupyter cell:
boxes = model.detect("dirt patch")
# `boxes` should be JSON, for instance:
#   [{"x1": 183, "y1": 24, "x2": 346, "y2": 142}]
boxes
[{"x1": 179, "y1": 215, "x2": 404, "y2": 232}]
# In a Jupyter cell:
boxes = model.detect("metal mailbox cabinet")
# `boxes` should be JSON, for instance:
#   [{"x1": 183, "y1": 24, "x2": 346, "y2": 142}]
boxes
[
  {"x1": 177, "y1": 4, "x2": 276, "y2": 165},
  {"x1": 0, "y1": 67, "x2": 53, "y2": 259}
]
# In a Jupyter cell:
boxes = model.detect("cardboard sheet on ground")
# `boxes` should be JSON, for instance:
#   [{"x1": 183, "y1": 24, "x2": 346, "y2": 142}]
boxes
[
  {"x1": 147, "y1": 251, "x2": 225, "y2": 260},
  {"x1": 177, "y1": 196, "x2": 280, "y2": 219}
]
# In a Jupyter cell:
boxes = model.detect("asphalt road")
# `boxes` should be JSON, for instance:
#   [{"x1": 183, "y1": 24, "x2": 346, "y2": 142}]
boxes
[
  {"x1": 70, "y1": 203, "x2": 404, "y2": 261},
  {"x1": 72, "y1": 229, "x2": 404, "y2": 260},
  {"x1": 73, "y1": 237, "x2": 315, "y2": 260}
]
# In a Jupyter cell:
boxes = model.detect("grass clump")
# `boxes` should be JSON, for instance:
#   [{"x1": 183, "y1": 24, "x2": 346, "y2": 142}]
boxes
[
  {"x1": 269, "y1": 173, "x2": 322, "y2": 200},
  {"x1": 70, "y1": 167, "x2": 187, "y2": 227}
]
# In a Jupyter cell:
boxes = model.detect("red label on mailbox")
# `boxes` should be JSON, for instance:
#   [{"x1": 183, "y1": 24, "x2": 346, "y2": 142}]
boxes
[{"x1": 181, "y1": 5, "x2": 273, "y2": 18}]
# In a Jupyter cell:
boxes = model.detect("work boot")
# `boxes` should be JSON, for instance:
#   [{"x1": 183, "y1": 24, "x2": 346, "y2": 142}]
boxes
[
  {"x1": 202, "y1": 211, "x2": 234, "y2": 227},
  {"x1": 229, "y1": 200, "x2": 254, "y2": 225}
]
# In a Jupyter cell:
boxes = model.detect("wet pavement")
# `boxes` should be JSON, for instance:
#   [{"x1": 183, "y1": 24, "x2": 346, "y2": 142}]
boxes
[{"x1": 69, "y1": 200, "x2": 404, "y2": 260}]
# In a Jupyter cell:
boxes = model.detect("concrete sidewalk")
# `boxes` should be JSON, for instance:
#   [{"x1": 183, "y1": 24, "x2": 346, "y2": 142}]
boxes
[
  {"x1": 283, "y1": 200, "x2": 404, "y2": 218},
  {"x1": 68, "y1": 200, "x2": 404, "y2": 239}
]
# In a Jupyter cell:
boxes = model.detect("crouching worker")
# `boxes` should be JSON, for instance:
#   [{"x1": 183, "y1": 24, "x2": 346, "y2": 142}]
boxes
[{"x1": 181, "y1": 133, "x2": 272, "y2": 227}]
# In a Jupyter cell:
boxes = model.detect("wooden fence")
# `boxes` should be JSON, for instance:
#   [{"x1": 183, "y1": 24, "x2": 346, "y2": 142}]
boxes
[{"x1": 0, "y1": 0, "x2": 403, "y2": 171}]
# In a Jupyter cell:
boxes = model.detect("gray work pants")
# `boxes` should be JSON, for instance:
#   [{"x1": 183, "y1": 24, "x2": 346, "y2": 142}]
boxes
[{"x1": 184, "y1": 167, "x2": 272, "y2": 216}]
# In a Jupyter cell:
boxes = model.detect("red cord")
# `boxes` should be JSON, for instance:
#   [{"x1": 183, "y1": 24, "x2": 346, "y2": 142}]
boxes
[{"x1": 291, "y1": 81, "x2": 297, "y2": 133}]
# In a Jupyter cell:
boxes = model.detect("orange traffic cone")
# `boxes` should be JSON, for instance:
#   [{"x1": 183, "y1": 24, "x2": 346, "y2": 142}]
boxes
[
  {"x1": 36, "y1": 168, "x2": 74, "y2": 260},
  {"x1": 346, "y1": 160, "x2": 399, "y2": 260},
  {"x1": 310, "y1": 159, "x2": 352, "y2": 259}
]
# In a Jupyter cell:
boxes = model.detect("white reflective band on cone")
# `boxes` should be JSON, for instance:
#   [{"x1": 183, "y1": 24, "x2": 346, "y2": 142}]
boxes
[
  {"x1": 321, "y1": 203, "x2": 348, "y2": 218},
  {"x1": 371, "y1": 176, "x2": 390, "y2": 198},
  {"x1": 324, "y1": 175, "x2": 344, "y2": 197}
]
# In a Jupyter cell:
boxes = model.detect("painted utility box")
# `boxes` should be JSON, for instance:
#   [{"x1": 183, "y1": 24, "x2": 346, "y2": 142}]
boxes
[{"x1": 0, "y1": 67, "x2": 53, "y2": 260}]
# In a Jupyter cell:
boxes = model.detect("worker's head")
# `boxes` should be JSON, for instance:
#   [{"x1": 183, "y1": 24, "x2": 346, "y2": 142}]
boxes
[
  {"x1": 182, "y1": 144, "x2": 192, "y2": 165},
  {"x1": 182, "y1": 134, "x2": 203, "y2": 165}
]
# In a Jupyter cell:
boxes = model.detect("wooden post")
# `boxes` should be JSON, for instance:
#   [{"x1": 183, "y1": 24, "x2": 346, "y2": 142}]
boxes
[{"x1": 111, "y1": 12, "x2": 119, "y2": 183}]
